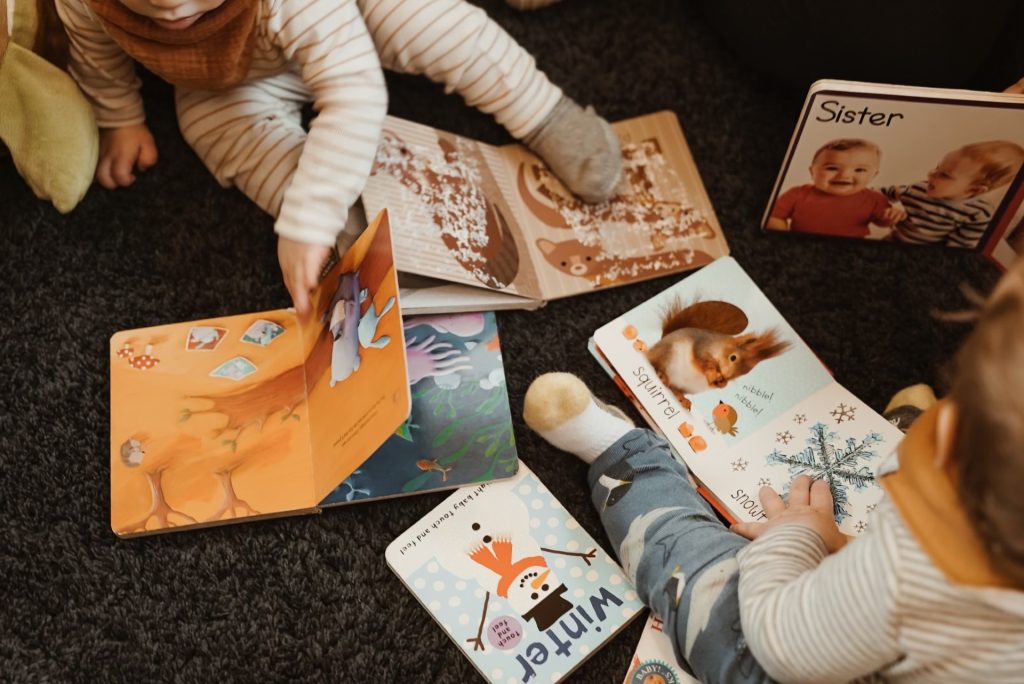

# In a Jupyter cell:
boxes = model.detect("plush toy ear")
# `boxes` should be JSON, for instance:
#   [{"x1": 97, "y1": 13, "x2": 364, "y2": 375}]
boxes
[{"x1": 0, "y1": 0, "x2": 98, "y2": 213}]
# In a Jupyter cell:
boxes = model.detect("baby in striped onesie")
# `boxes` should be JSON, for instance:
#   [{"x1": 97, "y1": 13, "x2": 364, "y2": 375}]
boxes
[
  {"x1": 57, "y1": 0, "x2": 622, "y2": 315},
  {"x1": 522, "y1": 260, "x2": 1024, "y2": 682}
]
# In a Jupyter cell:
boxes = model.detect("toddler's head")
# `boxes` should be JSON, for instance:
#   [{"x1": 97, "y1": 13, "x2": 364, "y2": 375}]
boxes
[
  {"x1": 947, "y1": 258, "x2": 1024, "y2": 585},
  {"x1": 119, "y1": 0, "x2": 228, "y2": 29},
  {"x1": 808, "y1": 139, "x2": 881, "y2": 197},
  {"x1": 926, "y1": 141, "x2": 1024, "y2": 201}
]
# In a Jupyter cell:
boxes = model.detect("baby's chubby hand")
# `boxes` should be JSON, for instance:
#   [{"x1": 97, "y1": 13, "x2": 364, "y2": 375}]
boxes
[
  {"x1": 880, "y1": 204, "x2": 907, "y2": 226},
  {"x1": 731, "y1": 475, "x2": 851, "y2": 554},
  {"x1": 277, "y1": 236, "x2": 333, "y2": 319},
  {"x1": 96, "y1": 124, "x2": 158, "y2": 189}
]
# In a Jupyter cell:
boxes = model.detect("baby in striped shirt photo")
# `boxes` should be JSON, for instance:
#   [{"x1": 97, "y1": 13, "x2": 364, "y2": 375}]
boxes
[
  {"x1": 523, "y1": 258, "x2": 1024, "y2": 682},
  {"x1": 56, "y1": 0, "x2": 623, "y2": 315},
  {"x1": 883, "y1": 140, "x2": 1024, "y2": 249}
]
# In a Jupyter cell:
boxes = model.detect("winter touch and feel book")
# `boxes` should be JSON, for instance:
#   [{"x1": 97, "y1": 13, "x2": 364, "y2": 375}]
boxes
[
  {"x1": 590, "y1": 257, "x2": 903, "y2": 533},
  {"x1": 386, "y1": 462, "x2": 645, "y2": 683}
]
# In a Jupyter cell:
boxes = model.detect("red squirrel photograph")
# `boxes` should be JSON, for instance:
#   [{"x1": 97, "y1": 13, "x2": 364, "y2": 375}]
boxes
[{"x1": 645, "y1": 299, "x2": 792, "y2": 409}]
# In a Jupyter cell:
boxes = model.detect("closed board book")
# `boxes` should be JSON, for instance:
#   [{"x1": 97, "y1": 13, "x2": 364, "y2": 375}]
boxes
[
  {"x1": 386, "y1": 462, "x2": 645, "y2": 683},
  {"x1": 109, "y1": 211, "x2": 410, "y2": 536},
  {"x1": 762, "y1": 79, "x2": 1024, "y2": 270},
  {"x1": 362, "y1": 111, "x2": 729, "y2": 309},
  {"x1": 590, "y1": 257, "x2": 903, "y2": 533}
]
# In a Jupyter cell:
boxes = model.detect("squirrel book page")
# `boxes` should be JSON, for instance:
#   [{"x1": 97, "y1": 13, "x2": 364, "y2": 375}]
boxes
[
  {"x1": 362, "y1": 112, "x2": 729, "y2": 302},
  {"x1": 386, "y1": 463, "x2": 644, "y2": 684},
  {"x1": 592, "y1": 257, "x2": 899, "y2": 529},
  {"x1": 109, "y1": 210, "x2": 408, "y2": 536}
]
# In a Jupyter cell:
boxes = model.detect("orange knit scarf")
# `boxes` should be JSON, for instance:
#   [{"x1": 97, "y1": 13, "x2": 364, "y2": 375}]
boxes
[{"x1": 87, "y1": 0, "x2": 257, "y2": 90}]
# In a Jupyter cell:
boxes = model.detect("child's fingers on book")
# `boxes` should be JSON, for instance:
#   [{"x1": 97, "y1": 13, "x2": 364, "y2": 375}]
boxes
[
  {"x1": 730, "y1": 521, "x2": 765, "y2": 540},
  {"x1": 757, "y1": 485, "x2": 786, "y2": 517},
  {"x1": 786, "y1": 475, "x2": 814, "y2": 507},
  {"x1": 809, "y1": 478, "x2": 834, "y2": 512}
]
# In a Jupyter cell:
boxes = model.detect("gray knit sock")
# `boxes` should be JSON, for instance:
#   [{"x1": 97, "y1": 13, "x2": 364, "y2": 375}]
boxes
[{"x1": 523, "y1": 95, "x2": 623, "y2": 203}]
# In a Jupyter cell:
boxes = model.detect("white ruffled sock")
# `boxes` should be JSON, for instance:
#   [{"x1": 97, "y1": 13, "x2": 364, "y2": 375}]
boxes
[{"x1": 523, "y1": 373, "x2": 634, "y2": 464}]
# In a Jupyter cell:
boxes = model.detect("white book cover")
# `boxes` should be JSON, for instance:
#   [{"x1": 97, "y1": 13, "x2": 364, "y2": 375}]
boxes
[
  {"x1": 623, "y1": 614, "x2": 697, "y2": 684},
  {"x1": 386, "y1": 463, "x2": 645, "y2": 683}
]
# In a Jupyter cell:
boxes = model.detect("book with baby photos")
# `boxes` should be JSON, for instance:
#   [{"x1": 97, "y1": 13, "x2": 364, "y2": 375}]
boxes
[
  {"x1": 589, "y1": 257, "x2": 903, "y2": 533},
  {"x1": 362, "y1": 111, "x2": 729, "y2": 310},
  {"x1": 386, "y1": 462, "x2": 645, "y2": 684},
  {"x1": 622, "y1": 614, "x2": 697, "y2": 684},
  {"x1": 762, "y1": 79, "x2": 1024, "y2": 270},
  {"x1": 109, "y1": 210, "x2": 411, "y2": 537}
]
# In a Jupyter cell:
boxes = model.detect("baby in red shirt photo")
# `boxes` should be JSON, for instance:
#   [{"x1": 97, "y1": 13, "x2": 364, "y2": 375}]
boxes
[{"x1": 767, "y1": 138, "x2": 903, "y2": 238}]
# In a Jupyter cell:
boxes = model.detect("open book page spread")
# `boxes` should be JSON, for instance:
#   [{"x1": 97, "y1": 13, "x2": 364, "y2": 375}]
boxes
[
  {"x1": 763, "y1": 80, "x2": 1024, "y2": 256},
  {"x1": 592, "y1": 257, "x2": 902, "y2": 533},
  {"x1": 320, "y1": 311, "x2": 518, "y2": 506},
  {"x1": 386, "y1": 463, "x2": 644, "y2": 683},
  {"x1": 108, "y1": 211, "x2": 409, "y2": 536},
  {"x1": 363, "y1": 112, "x2": 729, "y2": 301},
  {"x1": 623, "y1": 614, "x2": 697, "y2": 684}
]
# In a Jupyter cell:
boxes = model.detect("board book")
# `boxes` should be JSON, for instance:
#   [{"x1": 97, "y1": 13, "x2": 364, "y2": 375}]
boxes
[
  {"x1": 386, "y1": 462, "x2": 645, "y2": 683},
  {"x1": 762, "y1": 79, "x2": 1024, "y2": 270},
  {"x1": 109, "y1": 211, "x2": 410, "y2": 537},
  {"x1": 320, "y1": 310, "x2": 519, "y2": 506},
  {"x1": 590, "y1": 257, "x2": 903, "y2": 532},
  {"x1": 362, "y1": 111, "x2": 729, "y2": 307},
  {"x1": 623, "y1": 614, "x2": 697, "y2": 684}
]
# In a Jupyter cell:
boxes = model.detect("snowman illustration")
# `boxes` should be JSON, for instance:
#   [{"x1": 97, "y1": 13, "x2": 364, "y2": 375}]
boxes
[{"x1": 434, "y1": 486, "x2": 596, "y2": 651}]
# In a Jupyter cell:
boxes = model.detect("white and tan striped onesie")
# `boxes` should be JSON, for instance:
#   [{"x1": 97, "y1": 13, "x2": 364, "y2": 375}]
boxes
[{"x1": 56, "y1": 0, "x2": 562, "y2": 246}]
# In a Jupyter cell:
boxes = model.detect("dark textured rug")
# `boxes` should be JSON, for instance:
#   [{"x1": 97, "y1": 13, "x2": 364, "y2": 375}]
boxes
[{"x1": 0, "y1": 1, "x2": 1010, "y2": 681}]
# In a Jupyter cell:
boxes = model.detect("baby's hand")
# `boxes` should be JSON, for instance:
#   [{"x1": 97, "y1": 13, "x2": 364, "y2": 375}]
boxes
[
  {"x1": 96, "y1": 124, "x2": 158, "y2": 189},
  {"x1": 880, "y1": 204, "x2": 907, "y2": 226},
  {"x1": 731, "y1": 475, "x2": 851, "y2": 554},
  {"x1": 1005, "y1": 77, "x2": 1024, "y2": 94},
  {"x1": 277, "y1": 236, "x2": 333, "y2": 319}
]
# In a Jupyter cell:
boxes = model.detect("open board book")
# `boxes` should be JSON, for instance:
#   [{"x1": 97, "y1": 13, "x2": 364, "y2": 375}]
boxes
[
  {"x1": 386, "y1": 463, "x2": 645, "y2": 683},
  {"x1": 590, "y1": 257, "x2": 904, "y2": 531},
  {"x1": 109, "y1": 210, "x2": 409, "y2": 536},
  {"x1": 762, "y1": 79, "x2": 1024, "y2": 270},
  {"x1": 622, "y1": 614, "x2": 697, "y2": 684},
  {"x1": 362, "y1": 110, "x2": 729, "y2": 310},
  {"x1": 320, "y1": 310, "x2": 519, "y2": 506}
]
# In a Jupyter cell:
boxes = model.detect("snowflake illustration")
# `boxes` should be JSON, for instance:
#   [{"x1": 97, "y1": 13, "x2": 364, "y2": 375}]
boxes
[
  {"x1": 830, "y1": 403, "x2": 857, "y2": 424},
  {"x1": 776, "y1": 430, "x2": 793, "y2": 445},
  {"x1": 855, "y1": 521, "x2": 867, "y2": 533},
  {"x1": 766, "y1": 422, "x2": 882, "y2": 523},
  {"x1": 731, "y1": 459, "x2": 748, "y2": 472},
  {"x1": 793, "y1": 413, "x2": 806, "y2": 424},
  {"x1": 757, "y1": 478, "x2": 771, "y2": 487}
]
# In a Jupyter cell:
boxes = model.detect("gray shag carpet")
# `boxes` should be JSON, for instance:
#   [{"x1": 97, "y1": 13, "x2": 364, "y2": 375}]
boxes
[{"x1": 1, "y1": 1, "x2": 1014, "y2": 681}]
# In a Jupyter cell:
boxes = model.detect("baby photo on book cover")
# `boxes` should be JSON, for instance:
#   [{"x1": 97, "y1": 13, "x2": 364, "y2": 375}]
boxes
[{"x1": 765, "y1": 88, "x2": 1024, "y2": 251}]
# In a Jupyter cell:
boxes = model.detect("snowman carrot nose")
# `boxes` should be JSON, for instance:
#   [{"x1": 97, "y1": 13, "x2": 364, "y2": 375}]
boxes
[{"x1": 531, "y1": 570, "x2": 551, "y2": 590}]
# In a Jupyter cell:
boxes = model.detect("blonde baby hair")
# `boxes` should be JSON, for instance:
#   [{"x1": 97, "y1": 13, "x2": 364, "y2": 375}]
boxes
[
  {"x1": 948, "y1": 257, "x2": 1024, "y2": 586},
  {"x1": 955, "y1": 141, "x2": 1024, "y2": 190},
  {"x1": 811, "y1": 138, "x2": 881, "y2": 164}
]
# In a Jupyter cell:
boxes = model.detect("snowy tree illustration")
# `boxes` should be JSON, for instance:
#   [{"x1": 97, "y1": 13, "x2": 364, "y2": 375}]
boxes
[{"x1": 766, "y1": 422, "x2": 882, "y2": 522}]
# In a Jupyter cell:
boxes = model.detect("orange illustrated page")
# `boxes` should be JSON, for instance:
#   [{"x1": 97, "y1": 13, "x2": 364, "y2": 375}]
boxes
[
  {"x1": 300, "y1": 210, "x2": 411, "y2": 502},
  {"x1": 109, "y1": 210, "x2": 409, "y2": 536}
]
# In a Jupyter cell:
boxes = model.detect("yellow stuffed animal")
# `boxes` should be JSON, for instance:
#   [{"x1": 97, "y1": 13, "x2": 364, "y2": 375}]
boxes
[{"x1": 0, "y1": 0, "x2": 98, "y2": 213}]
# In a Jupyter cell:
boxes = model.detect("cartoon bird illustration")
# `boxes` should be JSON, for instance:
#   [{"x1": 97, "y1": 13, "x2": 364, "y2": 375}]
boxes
[
  {"x1": 416, "y1": 458, "x2": 452, "y2": 482},
  {"x1": 712, "y1": 401, "x2": 739, "y2": 436},
  {"x1": 646, "y1": 299, "x2": 790, "y2": 408}
]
